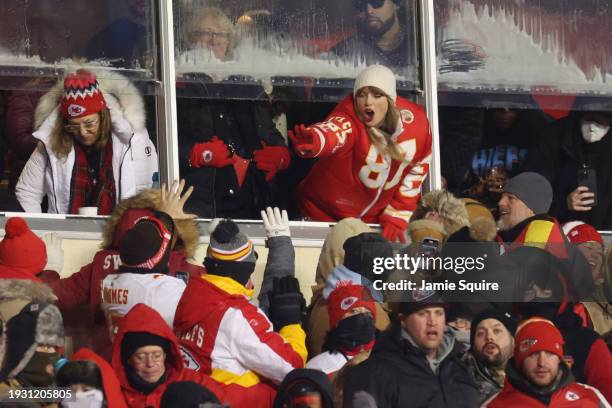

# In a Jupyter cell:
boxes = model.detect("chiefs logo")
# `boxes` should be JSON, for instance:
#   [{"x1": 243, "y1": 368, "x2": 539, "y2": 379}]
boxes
[
  {"x1": 412, "y1": 288, "x2": 435, "y2": 302},
  {"x1": 519, "y1": 338, "x2": 538, "y2": 353},
  {"x1": 400, "y1": 109, "x2": 414, "y2": 124},
  {"x1": 340, "y1": 296, "x2": 358, "y2": 310},
  {"x1": 202, "y1": 150, "x2": 214, "y2": 163},
  {"x1": 564, "y1": 391, "x2": 580, "y2": 401},
  {"x1": 68, "y1": 104, "x2": 86, "y2": 117}
]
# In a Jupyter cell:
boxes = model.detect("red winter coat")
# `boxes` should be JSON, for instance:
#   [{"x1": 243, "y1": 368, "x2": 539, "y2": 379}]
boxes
[
  {"x1": 483, "y1": 364, "x2": 610, "y2": 408},
  {"x1": 50, "y1": 249, "x2": 204, "y2": 359},
  {"x1": 295, "y1": 95, "x2": 431, "y2": 226},
  {"x1": 70, "y1": 348, "x2": 128, "y2": 408},
  {"x1": 112, "y1": 304, "x2": 227, "y2": 408}
]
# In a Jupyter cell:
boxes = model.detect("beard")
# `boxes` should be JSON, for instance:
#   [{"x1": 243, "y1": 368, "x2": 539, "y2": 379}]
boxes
[
  {"x1": 359, "y1": 13, "x2": 396, "y2": 38},
  {"x1": 476, "y1": 343, "x2": 506, "y2": 368}
]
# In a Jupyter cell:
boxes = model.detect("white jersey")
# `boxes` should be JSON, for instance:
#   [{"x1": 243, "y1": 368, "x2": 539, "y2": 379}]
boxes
[
  {"x1": 101, "y1": 273, "x2": 186, "y2": 341},
  {"x1": 306, "y1": 350, "x2": 351, "y2": 376}
]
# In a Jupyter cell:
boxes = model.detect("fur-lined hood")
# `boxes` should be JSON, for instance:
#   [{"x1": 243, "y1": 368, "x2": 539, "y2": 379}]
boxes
[
  {"x1": 101, "y1": 189, "x2": 200, "y2": 258},
  {"x1": 411, "y1": 190, "x2": 470, "y2": 236},
  {"x1": 33, "y1": 68, "x2": 145, "y2": 131}
]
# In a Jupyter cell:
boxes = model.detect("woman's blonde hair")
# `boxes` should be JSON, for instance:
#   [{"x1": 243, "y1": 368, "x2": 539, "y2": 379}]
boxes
[
  {"x1": 183, "y1": 6, "x2": 236, "y2": 58},
  {"x1": 355, "y1": 86, "x2": 404, "y2": 162},
  {"x1": 50, "y1": 108, "x2": 111, "y2": 157}
]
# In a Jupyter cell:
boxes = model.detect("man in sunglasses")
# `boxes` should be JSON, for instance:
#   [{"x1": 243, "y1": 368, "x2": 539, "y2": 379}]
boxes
[{"x1": 332, "y1": 0, "x2": 410, "y2": 68}]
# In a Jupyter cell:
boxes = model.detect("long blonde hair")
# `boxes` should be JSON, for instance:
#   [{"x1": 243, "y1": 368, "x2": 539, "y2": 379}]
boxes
[
  {"x1": 50, "y1": 108, "x2": 112, "y2": 158},
  {"x1": 355, "y1": 87, "x2": 404, "y2": 162}
]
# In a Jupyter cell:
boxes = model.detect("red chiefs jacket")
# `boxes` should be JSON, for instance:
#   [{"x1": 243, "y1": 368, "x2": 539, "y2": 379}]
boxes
[
  {"x1": 174, "y1": 275, "x2": 307, "y2": 408},
  {"x1": 483, "y1": 363, "x2": 610, "y2": 407},
  {"x1": 112, "y1": 304, "x2": 226, "y2": 408},
  {"x1": 295, "y1": 94, "x2": 431, "y2": 225}
]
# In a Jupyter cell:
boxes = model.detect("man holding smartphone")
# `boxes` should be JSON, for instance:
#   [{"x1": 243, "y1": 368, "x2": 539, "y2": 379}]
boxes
[{"x1": 527, "y1": 108, "x2": 612, "y2": 229}]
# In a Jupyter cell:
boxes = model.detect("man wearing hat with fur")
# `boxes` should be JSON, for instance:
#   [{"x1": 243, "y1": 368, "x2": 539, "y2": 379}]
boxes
[
  {"x1": 331, "y1": 0, "x2": 411, "y2": 68},
  {"x1": 173, "y1": 216, "x2": 307, "y2": 407},
  {"x1": 461, "y1": 308, "x2": 517, "y2": 403},
  {"x1": 290, "y1": 64, "x2": 431, "y2": 242},
  {"x1": 0, "y1": 301, "x2": 64, "y2": 404},
  {"x1": 496, "y1": 171, "x2": 593, "y2": 299},
  {"x1": 342, "y1": 290, "x2": 479, "y2": 407},
  {"x1": 483, "y1": 318, "x2": 610, "y2": 407}
]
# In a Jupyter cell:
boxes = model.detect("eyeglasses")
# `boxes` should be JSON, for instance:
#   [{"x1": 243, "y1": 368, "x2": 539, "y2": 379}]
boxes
[
  {"x1": 352, "y1": 0, "x2": 386, "y2": 11},
  {"x1": 131, "y1": 350, "x2": 165, "y2": 364},
  {"x1": 64, "y1": 119, "x2": 99, "y2": 135},
  {"x1": 190, "y1": 30, "x2": 230, "y2": 41}
]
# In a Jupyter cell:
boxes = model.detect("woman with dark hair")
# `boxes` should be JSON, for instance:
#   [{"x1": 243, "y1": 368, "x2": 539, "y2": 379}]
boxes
[
  {"x1": 16, "y1": 69, "x2": 158, "y2": 214},
  {"x1": 290, "y1": 64, "x2": 431, "y2": 242}
]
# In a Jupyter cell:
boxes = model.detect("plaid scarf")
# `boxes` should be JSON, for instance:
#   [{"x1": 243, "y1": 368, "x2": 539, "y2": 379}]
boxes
[{"x1": 69, "y1": 139, "x2": 116, "y2": 215}]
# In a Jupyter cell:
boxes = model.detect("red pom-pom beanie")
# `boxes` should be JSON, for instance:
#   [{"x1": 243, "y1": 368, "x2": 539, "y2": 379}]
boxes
[{"x1": 0, "y1": 217, "x2": 47, "y2": 274}]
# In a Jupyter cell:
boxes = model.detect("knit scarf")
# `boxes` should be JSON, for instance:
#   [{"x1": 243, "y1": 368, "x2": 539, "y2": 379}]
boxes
[{"x1": 69, "y1": 140, "x2": 116, "y2": 215}]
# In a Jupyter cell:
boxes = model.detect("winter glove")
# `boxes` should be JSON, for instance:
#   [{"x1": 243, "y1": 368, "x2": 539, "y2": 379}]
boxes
[
  {"x1": 268, "y1": 276, "x2": 305, "y2": 329},
  {"x1": 261, "y1": 207, "x2": 290, "y2": 238},
  {"x1": 189, "y1": 136, "x2": 237, "y2": 168},
  {"x1": 43, "y1": 233, "x2": 64, "y2": 272},
  {"x1": 380, "y1": 214, "x2": 408, "y2": 243},
  {"x1": 253, "y1": 142, "x2": 291, "y2": 182},
  {"x1": 287, "y1": 124, "x2": 320, "y2": 158}
]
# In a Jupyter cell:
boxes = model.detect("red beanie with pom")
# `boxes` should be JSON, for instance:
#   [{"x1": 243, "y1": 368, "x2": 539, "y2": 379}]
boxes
[
  {"x1": 328, "y1": 284, "x2": 376, "y2": 329},
  {"x1": 0, "y1": 217, "x2": 47, "y2": 276},
  {"x1": 60, "y1": 69, "x2": 106, "y2": 119}
]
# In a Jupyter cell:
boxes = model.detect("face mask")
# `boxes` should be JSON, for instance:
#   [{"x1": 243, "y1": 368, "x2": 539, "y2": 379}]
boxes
[
  {"x1": 581, "y1": 120, "x2": 610, "y2": 143},
  {"x1": 325, "y1": 313, "x2": 376, "y2": 352},
  {"x1": 61, "y1": 389, "x2": 104, "y2": 408},
  {"x1": 20, "y1": 351, "x2": 61, "y2": 387}
]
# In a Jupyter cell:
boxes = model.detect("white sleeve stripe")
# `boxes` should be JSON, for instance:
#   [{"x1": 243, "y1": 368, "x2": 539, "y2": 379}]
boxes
[
  {"x1": 577, "y1": 383, "x2": 611, "y2": 407},
  {"x1": 312, "y1": 127, "x2": 326, "y2": 157},
  {"x1": 211, "y1": 307, "x2": 296, "y2": 383}
]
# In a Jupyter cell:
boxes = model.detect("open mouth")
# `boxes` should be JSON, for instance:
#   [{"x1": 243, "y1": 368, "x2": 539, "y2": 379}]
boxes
[
  {"x1": 363, "y1": 108, "x2": 375, "y2": 122},
  {"x1": 484, "y1": 343, "x2": 498, "y2": 353},
  {"x1": 426, "y1": 330, "x2": 438, "y2": 339}
]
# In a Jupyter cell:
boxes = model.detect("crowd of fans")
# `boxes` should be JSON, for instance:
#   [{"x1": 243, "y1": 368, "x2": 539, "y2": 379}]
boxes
[{"x1": 0, "y1": 169, "x2": 611, "y2": 407}]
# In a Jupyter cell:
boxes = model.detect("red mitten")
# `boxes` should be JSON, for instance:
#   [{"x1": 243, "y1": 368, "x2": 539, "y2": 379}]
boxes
[
  {"x1": 287, "y1": 124, "x2": 321, "y2": 158},
  {"x1": 189, "y1": 136, "x2": 237, "y2": 168},
  {"x1": 380, "y1": 214, "x2": 408, "y2": 243},
  {"x1": 253, "y1": 141, "x2": 291, "y2": 182}
]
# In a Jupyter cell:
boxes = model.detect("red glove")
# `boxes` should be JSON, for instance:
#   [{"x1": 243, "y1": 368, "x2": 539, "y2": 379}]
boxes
[
  {"x1": 380, "y1": 214, "x2": 408, "y2": 243},
  {"x1": 287, "y1": 124, "x2": 321, "y2": 158},
  {"x1": 189, "y1": 136, "x2": 237, "y2": 168},
  {"x1": 253, "y1": 141, "x2": 291, "y2": 182}
]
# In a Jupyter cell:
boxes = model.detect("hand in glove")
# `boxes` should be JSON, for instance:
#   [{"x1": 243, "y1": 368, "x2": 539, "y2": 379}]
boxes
[
  {"x1": 253, "y1": 141, "x2": 291, "y2": 182},
  {"x1": 268, "y1": 276, "x2": 305, "y2": 329},
  {"x1": 261, "y1": 207, "x2": 290, "y2": 238},
  {"x1": 189, "y1": 136, "x2": 237, "y2": 168},
  {"x1": 380, "y1": 214, "x2": 408, "y2": 243},
  {"x1": 43, "y1": 233, "x2": 64, "y2": 272},
  {"x1": 287, "y1": 124, "x2": 320, "y2": 158}
]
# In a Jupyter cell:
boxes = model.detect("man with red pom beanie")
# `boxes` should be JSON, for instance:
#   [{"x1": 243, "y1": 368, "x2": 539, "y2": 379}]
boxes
[{"x1": 484, "y1": 318, "x2": 610, "y2": 407}]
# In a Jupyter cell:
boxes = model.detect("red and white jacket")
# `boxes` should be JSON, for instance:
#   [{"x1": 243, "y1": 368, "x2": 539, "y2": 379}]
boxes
[
  {"x1": 295, "y1": 94, "x2": 431, "y2": 226},
  {"x1": 173, "y1": 275, "x2": 307, "y2": 408}
]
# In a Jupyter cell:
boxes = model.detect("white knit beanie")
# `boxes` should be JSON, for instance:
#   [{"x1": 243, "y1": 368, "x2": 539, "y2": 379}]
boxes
[{"x1": 353, "y1": 65, "x2": 397, "y2": 102}]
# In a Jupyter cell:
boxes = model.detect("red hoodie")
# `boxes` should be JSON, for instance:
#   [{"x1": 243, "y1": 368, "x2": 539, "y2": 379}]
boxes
[
  {"x1": 111, "y1": 304, "x2": 226, "y2": 408},
  {"x1": 70, "y1": 348, "x2": 128, "y2": 408}
]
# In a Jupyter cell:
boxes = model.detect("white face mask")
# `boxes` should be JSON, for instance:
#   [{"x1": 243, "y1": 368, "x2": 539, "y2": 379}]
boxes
[
  {"x1": 61, "y1": 389, "x2": 104, "y2": 408},
  {"x1": 581, "y1": 120, "x2": 610, "y2": 143}
]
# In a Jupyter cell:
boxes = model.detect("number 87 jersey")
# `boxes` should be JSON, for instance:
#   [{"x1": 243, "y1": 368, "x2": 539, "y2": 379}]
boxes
[{"x1": 295, "y1": 94, "x2": 432, "y2": 227}]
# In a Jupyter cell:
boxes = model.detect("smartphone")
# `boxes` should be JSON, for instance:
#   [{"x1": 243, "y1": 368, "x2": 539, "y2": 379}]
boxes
[
  {"x1": 577, "y1": 167, "x2": 597, "y2": 207},
  {"x1": 421, "y1": 237, "x2": 440, "y2": 257}
]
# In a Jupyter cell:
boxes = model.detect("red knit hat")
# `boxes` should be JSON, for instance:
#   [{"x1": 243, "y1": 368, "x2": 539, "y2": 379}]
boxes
[
  {"x1": 112, "y1": 208, "x2": 156, "y2": 248},
  {"x1": 0, "y1": 217, "x2": 47, "y2": 278},
  {"x1": 562, "y1": 221, "x2": 603, "y2": 245},
  {"x1": 60, "y1": 69, "x2": 106, "y2": 119},
  {"x1": 328, "y1": 284, "x2": 376, "y2": 329},
  {"x1": 514, "y1": 318, "x2": 564, "y2": 368}
]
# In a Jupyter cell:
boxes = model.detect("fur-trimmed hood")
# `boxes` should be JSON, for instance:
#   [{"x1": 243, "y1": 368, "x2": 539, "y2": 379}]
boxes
[
  {"x1": 33, "y1": 68, "x2": 146, "y2": 131},
  {"x1": 410, "y1": 190, "x2": 470, "y2": 236},
  {"x1": 101, "y1": 189, "x2": 200, "y2": 258}
]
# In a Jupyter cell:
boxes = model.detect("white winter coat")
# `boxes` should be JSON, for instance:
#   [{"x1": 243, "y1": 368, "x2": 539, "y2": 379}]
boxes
[{"x1": 15, "y1": 71, "x2": 158, "y2": 214}]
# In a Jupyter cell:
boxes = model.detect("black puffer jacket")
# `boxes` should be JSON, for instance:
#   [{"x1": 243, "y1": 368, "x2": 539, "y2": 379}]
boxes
[
  {"x1": 342, "y1": 323, "x2": 478, "y2": 408},
  {"x1": 177, "y1": 94, "x2": 286, "y2": 218}
]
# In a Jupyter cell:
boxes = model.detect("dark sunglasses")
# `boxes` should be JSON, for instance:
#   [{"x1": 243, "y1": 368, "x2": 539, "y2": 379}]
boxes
[{"x1": 353, "y1": 0, "x2": 386, "y2": 11}]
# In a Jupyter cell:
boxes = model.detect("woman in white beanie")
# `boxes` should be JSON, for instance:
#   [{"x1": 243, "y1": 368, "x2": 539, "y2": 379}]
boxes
[{"x1": 289, "y1": 64, "x2": 432, "y2": 242}]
